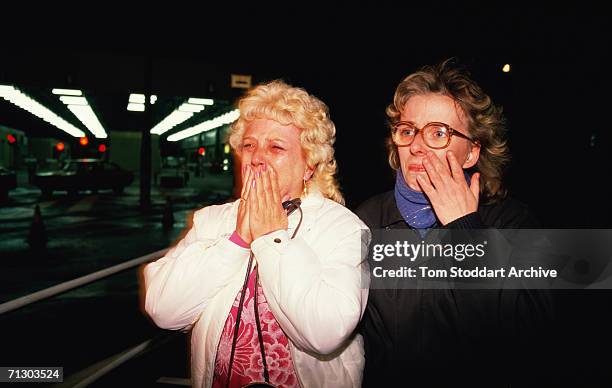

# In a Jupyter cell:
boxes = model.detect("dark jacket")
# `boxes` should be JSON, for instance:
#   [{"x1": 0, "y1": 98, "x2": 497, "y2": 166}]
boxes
[{"x1": 356, "y1": 190, "x2": 552, "y2": 387}]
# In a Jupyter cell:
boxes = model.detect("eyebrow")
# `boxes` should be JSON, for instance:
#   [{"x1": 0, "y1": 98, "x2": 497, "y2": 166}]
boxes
[{"x1": 242, "y1": 136, "x2": 288, "y2": 144}]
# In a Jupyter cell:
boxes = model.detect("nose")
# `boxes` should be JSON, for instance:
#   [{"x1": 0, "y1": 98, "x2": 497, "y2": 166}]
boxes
[
  {"x1": 409, "y1": 131, "x2": 428, "y2": 155},
  {"x1": 251, "y1": 146, "x2": 266, "y2": 167}
]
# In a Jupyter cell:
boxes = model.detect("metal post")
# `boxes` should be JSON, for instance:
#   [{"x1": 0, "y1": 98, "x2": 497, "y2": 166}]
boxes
[{"x1": 140, "y1": 56, "x2": 152, "y2": 210}]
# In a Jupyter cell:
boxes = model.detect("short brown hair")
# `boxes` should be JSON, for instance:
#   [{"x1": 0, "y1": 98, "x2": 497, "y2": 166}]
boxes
[{"x1": 386, "y1": 59, "x2": 509, "y2": 202}]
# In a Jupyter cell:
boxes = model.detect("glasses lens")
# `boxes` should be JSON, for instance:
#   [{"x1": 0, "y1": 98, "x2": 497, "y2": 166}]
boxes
[
  {"x1": 423, "y1": 124, "x2": 450, "y2": 148},
  {"x1": 393, "y1": 123, "x2": 416, "y2": 145}
]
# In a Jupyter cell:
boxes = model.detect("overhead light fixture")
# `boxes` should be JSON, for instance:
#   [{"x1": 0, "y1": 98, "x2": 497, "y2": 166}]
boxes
[
  {"x1": 129, "y1": 93, "x2": 146, "y2": 104},
  {"x1": 150, "y1": 111, "x2": 194, "y2": 135},
  {"x1": 178, "y1": 103, "x2": 205, "y2": 113},
  {"x1": 52, "y1": 88, "x2": 83, "y2": 96},
  {"x1": 167, "y1": 109, "x2": 240, "y2": 142},
  {"x1": 149, "y1": 99, "x2": 209, "y2": 135},
  {"x1": 502, "y1": 64, "x2": 511, "y2": 73},
  {"x1": 127, "y1": 103, "x2": 145, "y2": 112},
  {"x1": 66, "y1": 105, "x2": 107, "y2": 138},
  {"x1": 56, "y1": 90, "x2": 108, "y2": 138},
  {"x1": 59, "y1": 96, "x2": 88, "y2": 105},
  {"x1": 188, "y1": 97, "x2": 214, "y2": 105},
  {"x1": 0, "y1": 85, "x2": 85, "y2": 137}
]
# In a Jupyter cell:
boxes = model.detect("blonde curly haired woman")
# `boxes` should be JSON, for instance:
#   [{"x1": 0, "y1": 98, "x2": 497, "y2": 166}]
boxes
[{"x1": 144, "y1": 80, "x2": 370, "y2": 388}]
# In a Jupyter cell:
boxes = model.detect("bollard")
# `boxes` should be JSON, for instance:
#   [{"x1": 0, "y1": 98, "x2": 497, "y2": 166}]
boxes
[
  {"x1": 162, "y1": 197, "x2": 175, "y2": 230},
  {"x1": 27, "y1": 204, "x2": 48, "y2": 249}
]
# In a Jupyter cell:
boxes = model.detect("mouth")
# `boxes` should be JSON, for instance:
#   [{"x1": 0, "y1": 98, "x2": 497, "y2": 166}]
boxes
[{"x1": 407, "y1": 164, "x2": 426, "y2": 173}]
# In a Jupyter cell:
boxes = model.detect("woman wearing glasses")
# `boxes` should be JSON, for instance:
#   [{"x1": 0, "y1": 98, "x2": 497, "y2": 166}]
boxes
[{"x1": 356, "y1": 60, "x2": 549, "y2": 386}]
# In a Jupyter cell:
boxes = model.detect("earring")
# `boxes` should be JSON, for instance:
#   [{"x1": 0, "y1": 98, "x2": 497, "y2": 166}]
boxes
[{"x1": 302, "y1": 178, "x2": 309, "y2": 197}]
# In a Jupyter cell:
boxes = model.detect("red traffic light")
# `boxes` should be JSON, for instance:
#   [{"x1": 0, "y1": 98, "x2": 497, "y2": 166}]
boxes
[
  {"x1": 7, "y1": 134, "x2": 16, "y2": 144},
  {"x1": 79, "y1": 137, "x2": 89, "y2": 146},
  {"x1": 56, "y1": 142, "x2": 65, "y2": 151},
  {"x1": 198, "y1": 147, "x2": 206, "y2": 156},
  {"x1": 98, "y1": 144, "x2": 107, "y2": 153}
]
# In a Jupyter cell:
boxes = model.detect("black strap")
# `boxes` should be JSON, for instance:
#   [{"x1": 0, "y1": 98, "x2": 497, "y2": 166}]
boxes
[
  {"x1": 226, "y1": 253, "x2": 254, "y2": 388},
  {"x1": 226, "y1": 201, "x2": 303, "y2": 387}
]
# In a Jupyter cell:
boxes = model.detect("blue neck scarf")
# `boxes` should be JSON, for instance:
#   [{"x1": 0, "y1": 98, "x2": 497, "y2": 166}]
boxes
[
  {"x1": 394, "y1": 171, "x2": 437, "y2": 235},
  {"x1": 394, "y1": 169, "x2": 472, "y2": 236}
]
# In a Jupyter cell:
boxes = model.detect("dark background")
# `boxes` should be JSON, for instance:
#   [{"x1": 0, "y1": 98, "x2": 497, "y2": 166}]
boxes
[
  {"x1": 2, "y1": 4, "x2": 612, "y2": 386},
  {"x1": 3, "y1": 3, "x2": 610, "y2": 227}
]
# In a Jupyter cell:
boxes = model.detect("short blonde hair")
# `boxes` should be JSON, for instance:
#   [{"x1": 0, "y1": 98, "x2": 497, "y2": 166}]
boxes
[
  {"x1": 386, "y1": 59, "x2": 510, "y2": 203},
  {"x1": 229, "y1": 80, "x2": 344, "y2": 204}
]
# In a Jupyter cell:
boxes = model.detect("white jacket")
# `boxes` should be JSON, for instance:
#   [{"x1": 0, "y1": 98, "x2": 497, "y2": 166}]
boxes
[{"x1": 144, "y1": 190, "x2": 371, "y2": 388}]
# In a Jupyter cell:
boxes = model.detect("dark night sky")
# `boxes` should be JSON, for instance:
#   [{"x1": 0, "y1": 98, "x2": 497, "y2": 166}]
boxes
[{"x1": 2, "y1": 4, "x2": 611, "y2": 227}]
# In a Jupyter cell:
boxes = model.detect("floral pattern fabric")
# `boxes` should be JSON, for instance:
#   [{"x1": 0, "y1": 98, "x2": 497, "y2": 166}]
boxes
[{"x1": 212, "y1": 269, "x2": 299, "y2": 388}]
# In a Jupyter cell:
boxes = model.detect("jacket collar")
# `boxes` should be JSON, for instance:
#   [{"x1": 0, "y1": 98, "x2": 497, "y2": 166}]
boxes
[{"x1": 380, "y1": 190, "x2": 408, "y2": 229}]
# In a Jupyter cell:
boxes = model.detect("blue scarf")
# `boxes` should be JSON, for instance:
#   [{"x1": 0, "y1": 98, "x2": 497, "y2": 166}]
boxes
[
  {"x1": 394, "y1": 171, "x2": 437, "y2": 235},
  {"x1": 395, "y1": 170, "x2": 472, "y2": 235}
]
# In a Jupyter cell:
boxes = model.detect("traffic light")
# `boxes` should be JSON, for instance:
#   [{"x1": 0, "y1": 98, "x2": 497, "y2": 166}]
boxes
[
  {"x1": 56, "y1": 142, "x2": 65, "y2": 152},
  {"x1": 198, "y1": 147, "x2": 205, "y2": 156},
  {"x1": 7, "y1": 134, "x2": 16, "y2": 144},
  {"x1": 98, "y1": 144, "x2": 107, "y2": 153},
  {"x1": 79, "y1": 136, "x2": 89, "y2": 146}
]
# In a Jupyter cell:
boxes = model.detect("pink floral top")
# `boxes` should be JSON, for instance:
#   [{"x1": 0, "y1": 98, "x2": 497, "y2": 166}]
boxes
[{"x1": 212, "y1": 268, "x2": 299, "y2": 388}]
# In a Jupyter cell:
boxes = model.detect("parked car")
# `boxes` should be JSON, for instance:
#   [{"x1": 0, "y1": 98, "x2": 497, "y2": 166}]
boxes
[
  {"x1": 33, "y1": 159, "x2": 134, "y2": 196},
  {"x1": 0, "y1": 166, "x2": 17, "y2": 202}
]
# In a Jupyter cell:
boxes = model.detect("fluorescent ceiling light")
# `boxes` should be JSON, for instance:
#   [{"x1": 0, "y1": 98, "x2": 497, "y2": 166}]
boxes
[
  {"x1": 167, "y1": 109, "x2": 239, "y2": 142},
  {"x1": 129, "y1": 93, "x2": 146, "y2": 104},
  {"x1": 52, "y1": 88, "x2": 83, "y2": 96},
  {"x1": 178, "y1": 103, "x2": 205, "y2": 113},
  {"x1": 188, "y1": 97, "x2": 214, "y2": 105},
  {"x1": 66, "y1": 104, "x2": 108, "y2": 138},
  {"x1": 127, "y1": 103, "x2": 145, "y2": 112},
  {"x1": 59, "y1": 96, "x2": 88, "y2": 105},
  {"x1": 0, "y1": 85, "x2": 85, "y2": 137},
  {"x1": 57, "y1": 94, "x2": 107, "y2": 138},
  {"x1": 150, "y1": 111, "x2": 193, "y2": 135}
]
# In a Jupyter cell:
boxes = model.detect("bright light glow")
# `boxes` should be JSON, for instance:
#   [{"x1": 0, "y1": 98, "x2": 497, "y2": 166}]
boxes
[
  {"x1": 502, "y1": 64, "x2": 511, "y2": 73},
  {"x1": 52, "y1": 88, "x2": 83, "y2": 96},
  {"x1": 129, "y1": 93, "x2": 145, "y2": 103},
  {"x1": 223, "y1": 158, "x2": 228, "y2": 165},
  {"x1": 150, "y1": 111, "x2": 194, "y2": 135},
  {"x1": 67, "y1": 104, "x2": 108, "y2": 138},
  {"x1": 188, "y1": 97, "x2": 214, "y2": 105},
  {"x1": 127, "y1": 103, "x2": 145, "y2": 112},
  {"x1": 198, "y1": 147, "x2": 206, "y2": 156},
  {"x1": 178, "y1": 103, "x2": 205, "y2": 113},
  {"x1": 224, "y1": 144, "x2": 231, "y2": 154},
  {"x1": 167, "y1": 109, "x2": 240, "y2": 142},
  {"x1": 57, "y1": 94, "x2": 108, "y2": 138},
  {"x1": 80, "y1": 137, "x2": 89, "y2": 146},
  {"x1": 0, "y1": 85, "x2": 85, "y2": 137},
  {"x1": 150, "y1": 95, "x2": 157, "y2": 104},
  {"x1": 56, "y1": 142, "x2": 65, "y2": 151},
  {"x1": 223, "y1": 165, "x2": 228, "y2": 171},
  {"x1": 98, "y1": 144, "x2": 107, "y2": 152},
  {"x1": 60, "y1": 96, "x2": 88, "y2": 105}
]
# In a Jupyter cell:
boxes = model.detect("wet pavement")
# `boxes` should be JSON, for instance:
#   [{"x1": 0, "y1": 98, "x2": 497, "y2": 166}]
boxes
[{"x1": 0, "y1": 170, "x2": 233, "y2": 386}]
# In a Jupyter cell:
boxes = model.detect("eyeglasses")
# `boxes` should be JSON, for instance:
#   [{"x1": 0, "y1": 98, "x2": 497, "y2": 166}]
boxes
[{"x1": 391, "y1": 121, "x2": 480, "y2": 149}]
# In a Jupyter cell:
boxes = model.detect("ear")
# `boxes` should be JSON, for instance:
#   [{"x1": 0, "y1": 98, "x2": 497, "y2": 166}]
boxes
[
  {"x1": 462, "y1": 144, "x2": 481, "y2": 169},
  {"x1": 304, "y1": 166, "x2": 314, "y2": 181}
]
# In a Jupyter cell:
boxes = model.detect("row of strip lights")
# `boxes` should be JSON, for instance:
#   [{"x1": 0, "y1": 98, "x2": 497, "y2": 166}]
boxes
[
  {"x1": 143, "y1": 96, "x2": 239, "y2": 142},
  {"x1": 53, "y1": 89, "x2": 107, "y2": 138},
  {"x1": 0, "y1": 85, "x2": 85, "y2": 137}
]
